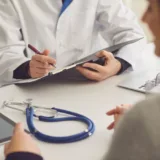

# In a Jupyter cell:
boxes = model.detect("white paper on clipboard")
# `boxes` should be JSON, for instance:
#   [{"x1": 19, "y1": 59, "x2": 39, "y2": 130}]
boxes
[{"x1": 14, "y1": 38, "x2": 143, "y2": 84}]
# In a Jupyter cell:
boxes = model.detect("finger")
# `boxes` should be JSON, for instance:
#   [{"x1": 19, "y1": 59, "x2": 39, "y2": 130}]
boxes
[
  {"x1": 116, "y1": 106, "x2": 126, "y2": 114},
  {"x1": 76, "y1": 66, "x2": 102, "y2": 81},
  {"x1": 37, "y1": 63, "x2": 54, "y2": 70},
  {"x1": 32, "y1": 55, "x2": 56, "y2": 65},
  {"x1": 106, "y1": 109, "x2": 117, "y2": 115},
  {"x1": 39, "y1": 62, "x2": 54, "y2": 70},
  {"x1": 83, "y1": 63, "x2": 105, "y2": 73},
  {"x1": 13, "y1": 123, "x2": 24, "y2": 135},
  {"x1": 29, "y1": 69, "x2": 47, "y2": 78},
  {"x1": 97, "y1": 50, "x2": 114, "y2": 60},
  {"x1": 44, "y1": 57, "x2": 56, "y2": 65},
  {"x1": 33, "y1": 72, "x2": 47, "y2": 78},
  {"x1": 34, "y1": 68, "x2": 49, "y2": 74},
  {"x1": 30, "y1": 60, "x2": 53, "y2": 69},
  {"x1": 32, "y1": 55, "x2": 45, "y2": 63},
  {"x1": 107, "y1": 122, "x2": 115, "y2": 130},
  {"x1": 107, "y1": 106, "x2": 122, "y2": 115},
  {"x1": 42, "y1": 50, "x2": 50, "y2": 56}
]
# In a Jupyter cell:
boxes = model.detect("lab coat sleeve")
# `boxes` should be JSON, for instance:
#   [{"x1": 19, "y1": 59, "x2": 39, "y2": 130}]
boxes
[
  {"x1": 6, "y1": 152, "x2": 43, "y2": 160},
  {"x1": 0, "y1": 1, "x2": 30, "y2": 86},
  {"x1": 97, "y1": 0, "x2": 146, "y2": 70}
]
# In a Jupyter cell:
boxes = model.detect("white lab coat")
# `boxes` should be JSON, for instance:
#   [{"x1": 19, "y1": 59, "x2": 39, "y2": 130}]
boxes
[{"x1": 0, "y1": 0, "x2": 145, "y2": 86}]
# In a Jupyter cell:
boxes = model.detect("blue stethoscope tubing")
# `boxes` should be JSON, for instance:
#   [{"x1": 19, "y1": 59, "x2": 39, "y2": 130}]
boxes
[{"x1": 26, "y1": 107, "x2": 95, "y2": 143}]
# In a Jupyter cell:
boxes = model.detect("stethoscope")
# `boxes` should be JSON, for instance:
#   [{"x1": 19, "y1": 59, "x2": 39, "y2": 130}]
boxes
[{"x1": 2, "y1": 99, "x2": 95, "y2": 143}]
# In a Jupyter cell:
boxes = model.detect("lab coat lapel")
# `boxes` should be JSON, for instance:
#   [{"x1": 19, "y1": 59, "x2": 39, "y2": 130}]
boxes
[
  {"x1": 59, "y1": 0, "x2": 73, "y2": 16},
  {"x1": 55, "y1": 0, "x2": 98, "y2": 67}
]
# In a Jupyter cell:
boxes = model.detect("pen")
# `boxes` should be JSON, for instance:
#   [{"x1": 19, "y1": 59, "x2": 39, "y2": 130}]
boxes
[{"x1": 28, "y1": 44, "x2": 56, "y2": 68}]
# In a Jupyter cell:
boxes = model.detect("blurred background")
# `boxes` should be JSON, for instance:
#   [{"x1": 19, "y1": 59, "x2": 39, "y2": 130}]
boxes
[{"x1": 123, "y1": 0, "x2": 153, "y2": 42}]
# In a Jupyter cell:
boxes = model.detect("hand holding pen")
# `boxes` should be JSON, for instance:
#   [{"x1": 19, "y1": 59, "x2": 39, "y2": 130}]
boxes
[{"x1": 28, "y1": 44, "x2": 56, "y2": 78}]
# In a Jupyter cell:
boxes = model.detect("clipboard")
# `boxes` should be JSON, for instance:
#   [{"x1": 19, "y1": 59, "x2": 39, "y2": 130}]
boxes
[{"x1": 15, "y1": 38, "x2": 143, "y2": 84}]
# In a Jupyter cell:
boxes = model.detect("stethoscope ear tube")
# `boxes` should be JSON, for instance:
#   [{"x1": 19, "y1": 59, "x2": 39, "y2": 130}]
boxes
[{"x1": 26, "y1": 107, "x2": 95, "y2": 143}]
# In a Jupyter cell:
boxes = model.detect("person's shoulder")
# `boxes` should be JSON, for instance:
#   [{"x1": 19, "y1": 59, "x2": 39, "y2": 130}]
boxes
[
  {"x1": 122, "y1": 94, "x2": 160, "y2": 128},
  {"x1": 134, "y1": 94, "x2": 160, "y2": 113}
]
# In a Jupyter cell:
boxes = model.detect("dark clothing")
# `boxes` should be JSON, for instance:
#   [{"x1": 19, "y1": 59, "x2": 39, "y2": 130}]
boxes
[{"x1": 6, "y1": 152, "x2": 43, "y2": 160}]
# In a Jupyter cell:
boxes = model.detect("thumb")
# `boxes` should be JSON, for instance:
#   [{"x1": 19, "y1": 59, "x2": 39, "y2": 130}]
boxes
[
  {"x1": 42, "y1": 50, "x2": 50, "y2": 56},
  {"x1": 96, "y1": 50, "x2": 114, "y2": 60},
  {"x1": 13, "y1": 123, "x2": 24, "y2": 135}
]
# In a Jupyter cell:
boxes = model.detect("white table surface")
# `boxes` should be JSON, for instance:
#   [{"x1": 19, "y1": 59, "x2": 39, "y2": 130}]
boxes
[{"x1": 0, "y1": 43, "x2": 157, "y2": 160}]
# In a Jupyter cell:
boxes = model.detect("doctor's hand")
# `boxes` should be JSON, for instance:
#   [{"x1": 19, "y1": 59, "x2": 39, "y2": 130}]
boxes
[
  {"x1": 106, "y1": 104, "x2": 132, "y2": 130},
  {"x1": 29, "y1": 50, "x2": 56, "y2": 78},
  {"x1": 76, "y1": 50, "x2": 121, "y2": 81},
  {"x1": 4, "y1": 123, "x2": 41, "y2": 157}
]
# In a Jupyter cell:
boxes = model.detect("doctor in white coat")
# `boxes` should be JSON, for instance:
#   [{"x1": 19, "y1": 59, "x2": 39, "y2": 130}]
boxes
[{"x1": 0, "y1": 0, "x2": 145, "y2": 86}]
